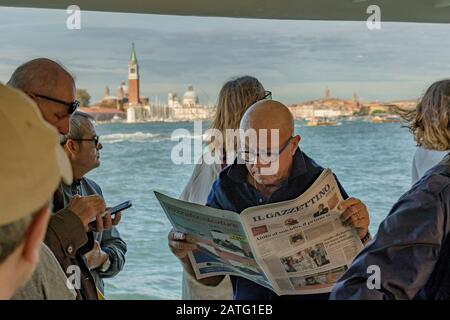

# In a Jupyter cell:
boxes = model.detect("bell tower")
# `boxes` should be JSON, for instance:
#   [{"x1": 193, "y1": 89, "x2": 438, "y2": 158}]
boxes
[{"x1": 128, "y1": 43, "x2": 140, "y2": 106}]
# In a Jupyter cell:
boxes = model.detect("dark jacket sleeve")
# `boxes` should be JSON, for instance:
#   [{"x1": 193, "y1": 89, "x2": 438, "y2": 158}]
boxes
[
  {"x1": 45, "y1": 208, "x2": 88, "y2": 268},
  {"x1": 97, "y1": 227, "x2": 127, "y2": 278},
  {"x1": 330, "y1": 180, "x2": 449, "y2": 300},
  {"x1": 206, "y1": 179, "x2": 224, "y2": 210}
]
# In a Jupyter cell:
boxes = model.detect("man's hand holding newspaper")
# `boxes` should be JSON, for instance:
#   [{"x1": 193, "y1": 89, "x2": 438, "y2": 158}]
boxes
[
  {"x1": 168, "y1": 230, "x2": 226, "y2": 286},
  {"x1": 338, "y1": 198, "x2": 370, "y2": 239}
]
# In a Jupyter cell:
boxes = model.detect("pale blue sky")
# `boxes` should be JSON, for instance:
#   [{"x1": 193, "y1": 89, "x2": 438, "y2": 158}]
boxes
[{"x1": 1, "y1": 7, "x2": 449, "y2": 104}]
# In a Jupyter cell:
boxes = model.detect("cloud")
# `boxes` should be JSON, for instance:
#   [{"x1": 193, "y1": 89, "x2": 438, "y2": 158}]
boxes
[{"x1": 1, "y1": 8, "x2": 449, "y2": 103}]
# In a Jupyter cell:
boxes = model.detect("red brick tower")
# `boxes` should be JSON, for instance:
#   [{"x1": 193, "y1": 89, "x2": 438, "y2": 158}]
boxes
[{"x1": 128, "y1": 43, "x2": 140, "y2": 106}]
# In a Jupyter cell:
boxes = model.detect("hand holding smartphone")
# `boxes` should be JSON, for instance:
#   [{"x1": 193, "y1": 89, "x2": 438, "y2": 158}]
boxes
[
  {"x1": 108, "y1": 200, "x2": 132, "y2": 216},
  {"x1": 88, "y1": 200, "x2": 132, "y2": 231}
]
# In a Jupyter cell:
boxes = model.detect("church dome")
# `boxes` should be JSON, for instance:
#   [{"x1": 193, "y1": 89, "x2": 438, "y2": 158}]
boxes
[{"x1": 182, "y1": 85, "x2": 199, "y2": 107}]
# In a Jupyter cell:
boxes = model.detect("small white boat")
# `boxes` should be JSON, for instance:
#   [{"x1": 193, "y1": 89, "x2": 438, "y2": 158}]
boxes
[{"x1": 111, "y1": 114, "x2": 123, "y2": 123}]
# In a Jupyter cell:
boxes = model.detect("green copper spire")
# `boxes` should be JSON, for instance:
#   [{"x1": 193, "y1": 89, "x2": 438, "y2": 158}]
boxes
[{"x1": 130, "y1": 43, "x2": 137, "y2": 63}]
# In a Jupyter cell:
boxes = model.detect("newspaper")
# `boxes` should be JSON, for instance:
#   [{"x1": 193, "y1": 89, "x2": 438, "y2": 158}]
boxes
[{"x1": 155, "y1": 168, "x2": 364, "y2": 295}]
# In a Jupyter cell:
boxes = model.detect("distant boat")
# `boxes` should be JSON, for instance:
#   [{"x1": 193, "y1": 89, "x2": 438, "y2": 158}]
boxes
[
  {"x1": 111, "y1": 114, "x2": 124, "y2": 123},
  {"x1": 306, "y1": 117, "x2": 337, "y2": 127},
  {"x1": 343, "y1": 116, "x2": 360, "y2": 121},
  {"x1": 369, "y1": 114, "x2": 401, "y2": 123}
]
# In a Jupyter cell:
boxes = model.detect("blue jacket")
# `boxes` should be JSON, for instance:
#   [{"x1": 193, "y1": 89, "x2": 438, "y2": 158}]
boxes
[{"x1": 331, "y1": 153, "x2": 450, "y2": 300}]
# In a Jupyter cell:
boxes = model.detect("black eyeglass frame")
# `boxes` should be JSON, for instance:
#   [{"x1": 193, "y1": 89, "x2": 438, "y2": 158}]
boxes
[
  {"x1": 238, "y1": 136, "x2": 293, "y2": 164},
  {"x1": 70, "y1": 135, "x2": 100, "y2": 148},
  {"x1": 32, "y1": 93, "x2": 80, "y2": 114},
  {"x1": 261, "y1": 90, "x2": 272, "y2": 100}
]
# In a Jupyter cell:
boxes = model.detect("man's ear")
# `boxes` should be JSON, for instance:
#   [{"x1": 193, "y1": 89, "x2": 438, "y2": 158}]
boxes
[
  {"x1": 22, "y1": 206, "x2": 50, "y2": 264},
  {"x1": 292, "y1": 135, "x2": 301, "y2": 155},
  {"x1": 65, "y1": 140, "x2": 77, "y2": 157}
]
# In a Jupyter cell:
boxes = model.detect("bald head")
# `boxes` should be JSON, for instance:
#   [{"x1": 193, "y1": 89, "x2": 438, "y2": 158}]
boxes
[
  {"x1": 7, "y1": 58, "x2": 74, "y2": 95},
  {"x1": 7, "y1": 58, "x2": 76, "y2": 135},
  {"x1": 240, "y1": 100, "x2": 294, "y2": 138},
  {"x1": 239, "y1": 100, "x2": 300, "y2": 187}
]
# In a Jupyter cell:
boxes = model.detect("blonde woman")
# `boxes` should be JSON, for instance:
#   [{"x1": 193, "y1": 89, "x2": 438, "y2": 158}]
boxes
[
  {"x1": 331, "y1": 79, "x2": 450, "y2": 300},
  {"x1": 172, "y1": 76, "x2": 268, "y2": 300}
]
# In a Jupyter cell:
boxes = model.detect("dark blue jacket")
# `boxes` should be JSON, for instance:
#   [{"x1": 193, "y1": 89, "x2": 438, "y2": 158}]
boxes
[{"x1": 331, "y1": 153, "x2": 450, "y2": 300}]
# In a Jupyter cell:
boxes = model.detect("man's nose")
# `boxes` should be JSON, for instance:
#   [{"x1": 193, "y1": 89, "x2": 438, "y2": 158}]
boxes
[
  {"x1": 59, "y1": 118, "x2": 70, "y2": 135},
  {"x1": 97, "y1": 142, "x2": 103, "y2": 150}
]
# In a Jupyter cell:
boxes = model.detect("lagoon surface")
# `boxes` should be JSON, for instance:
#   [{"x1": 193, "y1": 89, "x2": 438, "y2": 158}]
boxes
[{"x1": 88, "y1": 120, "x2": 416, "y2": 299}]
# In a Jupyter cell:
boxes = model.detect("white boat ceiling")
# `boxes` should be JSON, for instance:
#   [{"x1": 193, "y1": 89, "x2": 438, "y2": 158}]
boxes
[{"x1": 1, "y1": 0, "x2": 450, "y2": 23}]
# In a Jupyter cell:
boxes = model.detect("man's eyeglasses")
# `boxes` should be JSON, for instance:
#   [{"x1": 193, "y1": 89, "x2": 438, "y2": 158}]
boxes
[
  {"x1": 261, "y1": 91, "x2": 272, "y2": 100},
  {"x1": 70, "y1": 135, "x2": 100, "y2": 148},
  {"x1": 238, "y1": 136, "x2": 293, "y2": 164},
  {"x1": 31, "y1": 93, "x2": 79, "y2": 114},
  {"x1": 250, "y1": 91, "x2": 272, "y2": 107}
]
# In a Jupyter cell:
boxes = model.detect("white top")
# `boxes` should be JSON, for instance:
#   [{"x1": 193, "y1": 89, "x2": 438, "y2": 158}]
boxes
[
  {"x1": 180, "y1": 159, "x2": 221, "y2": 205},
  {"x1": 179, "y1": 154, "x2": 233, "y2": 300},
  {"x1": 411, "y1": 147, "x2": 448, "y2": 185}
]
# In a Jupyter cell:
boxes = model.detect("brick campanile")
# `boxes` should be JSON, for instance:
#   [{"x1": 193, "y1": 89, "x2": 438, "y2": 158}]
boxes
[{"x1": 128, "y1": 43, "x2": 140, "y2": 106}]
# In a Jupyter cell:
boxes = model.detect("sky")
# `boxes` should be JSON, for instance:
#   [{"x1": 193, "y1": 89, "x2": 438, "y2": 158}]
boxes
[{"x1": 1, "y1": 7, "x2": 450, "y2": 105}]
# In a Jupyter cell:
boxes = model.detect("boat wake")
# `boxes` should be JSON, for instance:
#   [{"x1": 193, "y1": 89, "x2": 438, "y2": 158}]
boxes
[
  {"x1": 170, "y1": 133, "x2": 208, "y2": 141},
  {"x1": 101, "y1": 132, "x2": 162, "y2": 143},
  {"x1": 101, "y1": 131, "x2": 209, "y2": 144}
]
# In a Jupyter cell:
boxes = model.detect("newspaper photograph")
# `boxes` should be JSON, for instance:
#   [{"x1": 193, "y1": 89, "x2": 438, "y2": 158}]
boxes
[{"x1": 155, "y1": 168, "x2": 364, "y2": 295}]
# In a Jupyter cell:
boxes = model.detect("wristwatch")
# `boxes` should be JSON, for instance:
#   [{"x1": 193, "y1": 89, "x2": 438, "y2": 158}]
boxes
[{"x1": 360, "y1": 232, "x2": 372, "y2": 245}]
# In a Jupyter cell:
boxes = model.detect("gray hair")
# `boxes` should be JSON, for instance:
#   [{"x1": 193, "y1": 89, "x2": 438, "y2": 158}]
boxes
[
  {"x1": 7, "y1": 58, "x2": 74, "y2": 95},
  {"x1": 65, "y1": 112, "x2": 95, "y2": 141},
  {"x1": 0, "y1": 215, "x2": 34, "y2": 263}
]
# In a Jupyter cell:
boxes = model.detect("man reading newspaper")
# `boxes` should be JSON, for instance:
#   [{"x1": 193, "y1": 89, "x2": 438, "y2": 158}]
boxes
[{"x1": 168, "y1": 100, "x2": 371, "y2": 300}]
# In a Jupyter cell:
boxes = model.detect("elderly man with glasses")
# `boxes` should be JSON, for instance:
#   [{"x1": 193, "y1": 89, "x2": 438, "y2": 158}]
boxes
[
  {"x1": 54, "y1": 112, "x2": 127, "y2": 298},
  {"x1": 7, "y1": 58, "x2": 107, "y2": 300},
  {"x1": 169, "y1": 100, "x2": 371, "y2": 300}
]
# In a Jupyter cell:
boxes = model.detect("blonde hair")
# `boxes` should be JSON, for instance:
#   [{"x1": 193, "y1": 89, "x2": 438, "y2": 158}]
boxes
[
  {"x1": 210, "y1": 76, "x2": 265, "y2": 152},
  {"x1": 401, "y1": 79, "x2": 450, "y2": 151}
]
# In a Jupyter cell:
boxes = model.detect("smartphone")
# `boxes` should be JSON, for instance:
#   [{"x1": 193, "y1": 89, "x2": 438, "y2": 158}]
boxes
[
  {"x1": 88, "y1": 200, "x2": 132, "y2": 230},
  {"x1": 108, "y1": 200, "x2": 132, "y2": 216}
]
